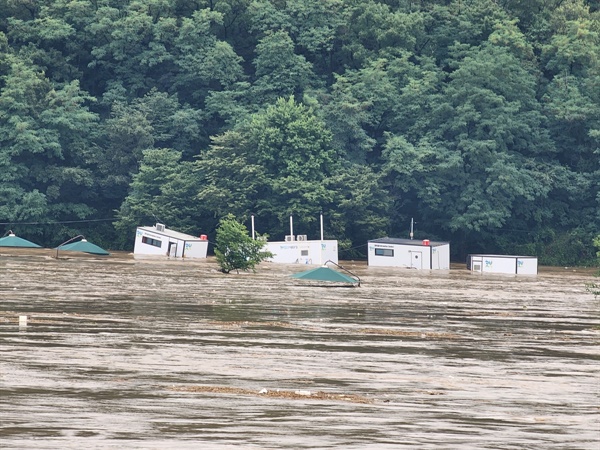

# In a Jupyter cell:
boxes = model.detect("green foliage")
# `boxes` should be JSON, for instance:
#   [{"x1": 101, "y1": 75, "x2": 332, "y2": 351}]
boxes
[
  {"x1": 511, "y1": 228, "x2": 599, "y2": 267},
  {"x1": 416, "y1": 42, "x2": 553, "y2": 234},
  {"x1": 0, "y1": 52, "x2": 98, "y2": 228},
  {"x1": 115, "y1": 148, "x2": 204, "y2": 248},
  {"x1": 0, "y1": 0, "x2": 598, "y2": 264},
  {"x1": 198, "y1": 97, "x2": 339, "y2": 234},
  {"x1": 325, "y1": 56, "x2": 414, "y2": 162},
  {"x1": 197, "y1": 95, "x2": 391, "y2": 250},
  {"x1": 251, "y1": 30, "x2": 320, "y2": 104},
  {"x1": 214, "y1": 214, "x2": 273, "y2": 273},
  {"x1": 342, "y1": 0, "x2": 424, "y2": 65},
  {"x1": 585, "y1": 234, "x2": 600, "y2": 297},
  {"x1": 325, "y1": 164, "x2": 391, "y2": 258},
  {"x1": 248, "y1": 0, "x2": 345, "y2": 54}
]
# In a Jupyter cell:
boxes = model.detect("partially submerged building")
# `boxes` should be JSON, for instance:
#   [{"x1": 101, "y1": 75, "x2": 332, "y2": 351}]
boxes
[
  {"x1": 134, "y1": 223, "x2": 208, "y2": 259},
  {"x1": 467, "y1": 254, "x2": 538, "y2": 275},
  {"x1": 261, "y1": 214, "x2": 338, "y2": 265},
  {"x1": 265, "y1": 236, "x2": 338, "y2": 265},
  {"x1": 367, "y1": 237, "x2": 450, "y2": 270}
]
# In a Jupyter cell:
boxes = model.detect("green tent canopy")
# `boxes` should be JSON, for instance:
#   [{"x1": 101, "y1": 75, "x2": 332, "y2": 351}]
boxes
[
  {"x1": 0, "y1": 232, "x2": 42, "y2": 248},
  {"x1": 290, "y1": 264, "x2": 360, "y2": 286},
  {"x1": 57, "y1": 238, "x2": 109, "y2": 256}
]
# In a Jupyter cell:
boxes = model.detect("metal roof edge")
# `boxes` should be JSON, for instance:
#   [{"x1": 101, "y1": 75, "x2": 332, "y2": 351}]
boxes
[
  {"x1": 468, "y1": 254, "x2": 537, "y2": 259},
  {"x1": 137, "y1": 226, "x2": 205, "y2": 242},
  {"x1": 368, "y1": 237, "x2": 449, "y2": 246}
]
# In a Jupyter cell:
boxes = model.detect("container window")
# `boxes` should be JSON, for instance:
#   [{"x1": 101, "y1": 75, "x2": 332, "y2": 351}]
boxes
[
  {"x1": 142, "y1": 236, "x2": 162, "y2": 248},
  {"x1": 375, "y1": 248, "x2": 394, "y2": 257},
  {"x1": 301, "y1": 250, "x2": 309, "y2": 256}
]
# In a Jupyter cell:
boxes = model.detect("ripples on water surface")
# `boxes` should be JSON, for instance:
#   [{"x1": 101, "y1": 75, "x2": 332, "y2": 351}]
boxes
[{"x1": 0, "y1": 249, "x2": 598, "y2": 449}]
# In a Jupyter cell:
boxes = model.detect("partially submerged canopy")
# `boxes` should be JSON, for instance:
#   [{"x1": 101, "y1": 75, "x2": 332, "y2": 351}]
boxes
[
  {"x1": 0, "y1": 231, "x2": 42, "y2": 248},
  {"x1": 56, "y1": 237, "x2": 109, "y2": 256},
  {"x1": 290, "y1": 261, "x2": 360, "y2": 287}
]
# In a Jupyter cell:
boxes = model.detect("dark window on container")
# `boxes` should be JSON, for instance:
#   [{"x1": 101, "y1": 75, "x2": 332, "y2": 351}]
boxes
[
  {"x1": 142, "y1": 236, "x2": 162, "y2": 248},
  {"x1": 301, "y1": 250, "x2": 309, "y2": 256},
  {"x1": 375, "y1": 248, "x2": 394, "y2": 257}
]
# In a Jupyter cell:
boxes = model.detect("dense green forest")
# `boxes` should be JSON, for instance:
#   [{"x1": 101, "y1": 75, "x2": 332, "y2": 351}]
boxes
[{"x1": 0, "y1": 0, "x2": 598, "y2": 265}]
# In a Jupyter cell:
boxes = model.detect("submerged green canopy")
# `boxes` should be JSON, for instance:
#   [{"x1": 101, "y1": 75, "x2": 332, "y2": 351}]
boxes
[
  {"x1": 0, "y1": 234, "x2": 42, "y2": 248},
  {"x1": 290, "y1": 266, "x2": 359, "y2": 286},
  {"x1": 57, "y1": 239, "x2": 109, "y2": 255}
]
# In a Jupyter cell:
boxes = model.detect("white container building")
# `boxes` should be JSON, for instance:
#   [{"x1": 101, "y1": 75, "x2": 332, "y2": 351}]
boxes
[
  {"x1": 134, "y1": 223, "x2": 208, "y2": 259},
  {"x1": 260, "y1": 214, "x2": 338, "y2": 265},
  {"x1": 265, "y1": 236, "x2": 338, "y2": 265},
  {"x1": 368, "y1": 237, "x2": 450, "y2": 270},
  {"x1": 467, "y1": 254, "x2": 538, "y2": 275}
]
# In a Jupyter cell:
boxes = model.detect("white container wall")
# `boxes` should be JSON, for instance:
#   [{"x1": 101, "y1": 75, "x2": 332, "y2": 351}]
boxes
[
  {"x1": 367, "y1": 238, "x2": 450, "y2": 270},
  {"x1": 469, "y1": 255, "x2": 538, "y2": 275},
  {"x1": 431, "y1": 243, "x2": 450, "y2": 270},
  {"x1": 265, "y1": 240, "x2": 338, "y2": 265},
  {"x1": 134, "y1": 225, "x2": 208, "y2": 259},
  {"x1": 517, "y1": 257, "x2": 538, "y2": 275}
]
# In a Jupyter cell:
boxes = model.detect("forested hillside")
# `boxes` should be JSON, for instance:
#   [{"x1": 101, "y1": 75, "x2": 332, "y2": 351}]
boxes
[{"x1": 0, "y1": 0, "x2": 598, "y2": 265}]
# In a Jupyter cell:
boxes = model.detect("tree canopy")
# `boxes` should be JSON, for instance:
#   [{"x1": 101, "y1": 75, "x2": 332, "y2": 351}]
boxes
[
  {"x1": 1, "y1": 0, "x2": 598, "y2": 265},
  {"x1": 214, "y1": 214, "x2": 273, "y2": 273}
]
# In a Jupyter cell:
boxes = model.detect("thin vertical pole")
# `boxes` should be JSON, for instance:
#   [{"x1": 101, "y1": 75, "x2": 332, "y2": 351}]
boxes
[
  {"x1": 410, "y1": 218, "x2": 414, "y2": 240},
  {"x1": 289, "y1": 214, "x2": 293, "y2": 238},
  {"x1": 320, "y1": 212, "x2": 324, "y2": 265},
  {"x1": 320, "y1": 213, "x2": 324, "y2": 241},
  {"x1": 251, "y1": 215, "x2": 255, "y2": 240}
]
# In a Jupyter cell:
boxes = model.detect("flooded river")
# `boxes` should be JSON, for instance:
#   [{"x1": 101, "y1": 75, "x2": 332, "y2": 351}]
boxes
[{"x1": 1, "y1": 250, "x2": 598, "y2": 449}]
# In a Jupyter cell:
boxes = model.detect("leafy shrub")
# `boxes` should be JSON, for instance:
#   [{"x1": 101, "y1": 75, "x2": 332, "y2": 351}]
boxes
[
  {"x1": 215, "y1": 214, "x2": 273, "y2": 274},
  {"x1": 585, "y1": 235, "x2": 600, "y2": 298}
]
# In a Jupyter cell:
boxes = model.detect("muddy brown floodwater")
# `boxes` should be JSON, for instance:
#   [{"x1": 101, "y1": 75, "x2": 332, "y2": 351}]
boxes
[{"x1": 0, "y1": 249, "x2": 598, "y2": 449}]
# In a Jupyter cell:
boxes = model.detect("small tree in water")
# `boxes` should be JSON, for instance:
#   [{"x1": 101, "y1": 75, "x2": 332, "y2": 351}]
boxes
[
  {"x1": 215, "y1": 214, "x2": 273, "y2": 274},
  {"x1": 585, "y1": 235, "x2": 600, "y2": 298}
]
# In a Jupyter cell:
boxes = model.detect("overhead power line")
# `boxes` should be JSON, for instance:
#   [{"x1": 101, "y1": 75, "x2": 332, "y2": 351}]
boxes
[{"x1": 0, "y1": 218, "x2": 117, "y2": 225}]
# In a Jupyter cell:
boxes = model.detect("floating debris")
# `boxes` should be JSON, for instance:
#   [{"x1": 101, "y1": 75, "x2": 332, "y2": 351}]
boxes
[
  {"x1": 169, "y1": 385, "x2": 374, "y2": 404},
  {"x1": 208, "y1": 320, "x2": 296, "y2": 329},
  {"x1": 294, "y1": 390, "x2": 311, "y2": 396},
  {"x1": 358, "y1": 328, "x2": 462, "y2": 339}
]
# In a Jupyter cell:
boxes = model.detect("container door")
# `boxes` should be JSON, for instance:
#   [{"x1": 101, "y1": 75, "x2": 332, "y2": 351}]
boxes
[
  {"x1": 516, "y1": 258, "x2": 536, "y2": 275},
  {"x1": 432, "y1": 247, "x2": 439, "y2": 269},
  {"x1": 168, "y1": 242, "x2": 177, "y2": 258},
  {"x1": 410, "y1": 251, "x2": 422, "y2": 269},
  {"x1": 471, "y1": 257, "x2": 483, "y2": 272}
]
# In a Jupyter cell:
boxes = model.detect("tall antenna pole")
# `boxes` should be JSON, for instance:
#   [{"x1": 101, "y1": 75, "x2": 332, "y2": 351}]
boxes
[
  {"x1": 320, "y1": 212, "x2": 324, "y2": 241},
  {"x1": 410, "y1": 218, "x2": 414, "y2": 240},
  {"x1": 251, "y1": 214, "x2": 255, "y2": 240},
  {"x1": 289, "y1": 214, "x2": 293, "y2": 238},
  {"x1": 320, "y1": 212, "x2": 324, "y2": 265}
]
